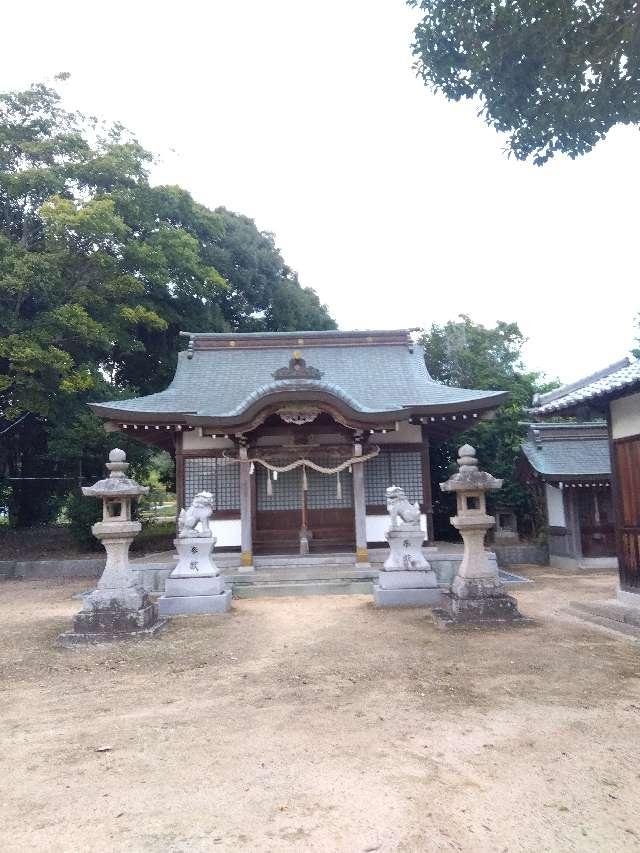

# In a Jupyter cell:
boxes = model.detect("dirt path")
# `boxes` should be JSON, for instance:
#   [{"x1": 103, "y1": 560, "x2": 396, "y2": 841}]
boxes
[{"x1": 1, "y1": 568, "x2": 640, "y2": 852}]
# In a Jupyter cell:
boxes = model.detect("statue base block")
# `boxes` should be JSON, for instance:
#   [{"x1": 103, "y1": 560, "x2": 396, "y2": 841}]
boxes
[
  {"x1": 374, "y1": 585, "x2": 444, "y2": 608},
  {"x1": 432, "y1": 590, "x2": 529, "y2": 629},
  {"x1": 384, "y1": 526, "x2": 430, "y2": 570},
  {"x1": 158, "y1": 588, "x2": 232, "y2": 616},
  {"x1": 158, "y1": 534, "x2": 231, "y2": 615},
  {"x1": 58, "y1": 601, "x2": 166, "y2": 646}
]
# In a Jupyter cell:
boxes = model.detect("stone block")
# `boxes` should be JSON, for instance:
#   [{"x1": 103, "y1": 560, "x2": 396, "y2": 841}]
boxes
[
  {"x1": 451, "y1": 576, "x2": 504, "y2": 599},
  {"x1": 373, "y1": 585, "x2": 444, "y2": 608},
  {"x1": 432, "y1": 592, "x2": 529, "y2": 629},
  {"x1": 158, "y1": 589, "x2": 232, "y2": 616},
  {"x1": 58, "y1": 602, "x2": 167, "y2": 645},
  {"x1": 377, "y1": 569, "x2": 438, "y2": 590},
  {"x1": 164, "y1": 576, "x2": 226, "y2": 597}
]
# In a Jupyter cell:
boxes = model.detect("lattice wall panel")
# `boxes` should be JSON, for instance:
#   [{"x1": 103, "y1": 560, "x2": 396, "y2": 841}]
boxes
[
  {"x1": 184, "y1": 457, "x2": 240, "y2": 511},
  {"x1": 306, "y1": 465, "x2": 353, "y2": 509},
  {"x1": 364, "y1": 449, "x2": 423, "y2": 506},
  {"x1": 256, "y1": 466, "x2": 302, "y2": 510},
  {"x1": 390, "y1": 451, "x2": 424, "y2": 504},
  {"x1": 363, "y1": 452, "x2": 390, "y2": 506}
]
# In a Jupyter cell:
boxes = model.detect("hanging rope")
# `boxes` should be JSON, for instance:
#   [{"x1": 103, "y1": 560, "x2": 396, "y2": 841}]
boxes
[{"x1": 224, "y1": 445, "x2": 379, "y2": 475}]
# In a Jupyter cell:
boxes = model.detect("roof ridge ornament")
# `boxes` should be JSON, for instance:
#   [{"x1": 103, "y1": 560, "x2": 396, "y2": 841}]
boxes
[{"x1": 272, "y1": 351, "x2": 324, "y2": 381}]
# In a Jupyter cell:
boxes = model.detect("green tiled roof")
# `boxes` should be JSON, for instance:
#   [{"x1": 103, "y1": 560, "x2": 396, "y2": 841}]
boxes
[
  {"x1": 90, "y1": 330, "x2": 507, "y2": 424},
  {"x1": 521, "y1": 422, "x2": 611, "y2": 480}
]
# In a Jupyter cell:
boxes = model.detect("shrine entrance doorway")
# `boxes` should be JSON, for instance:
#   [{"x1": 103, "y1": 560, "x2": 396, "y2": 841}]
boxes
[
  {"x1": 577, "y1": 488, "x2": 616, "y2": 558},
  {"x1": 253, "y1": 463, "x2": 356, "y2": 554}
]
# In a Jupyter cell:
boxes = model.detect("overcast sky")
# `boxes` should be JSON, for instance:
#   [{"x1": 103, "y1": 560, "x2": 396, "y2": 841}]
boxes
[{"x1": 4, "y1": 1, "x2": 638, "y2": 383}]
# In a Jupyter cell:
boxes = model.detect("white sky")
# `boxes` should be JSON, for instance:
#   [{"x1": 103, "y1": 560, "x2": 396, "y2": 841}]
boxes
[{"x1": 3, "y1": 1, "x2": 639, "y2": 384}]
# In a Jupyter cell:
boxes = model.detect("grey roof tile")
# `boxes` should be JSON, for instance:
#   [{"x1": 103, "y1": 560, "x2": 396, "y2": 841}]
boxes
[
  {"x1": 520, "y1": 423, "x2": 611, "y2": 478},
  {"x1": 91, "y1": 334, "x2": 506, "y2": 421},
  {"x1": 533, "y1": 358, "x2": 640, "y2": 415}
]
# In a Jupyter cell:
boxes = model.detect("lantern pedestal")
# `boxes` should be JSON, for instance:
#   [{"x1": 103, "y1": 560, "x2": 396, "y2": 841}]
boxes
[
  {"x1": 59, "y1": 526, "x2": 165, "y2": 646},
  {"x1": 433, "y1": 445, "x2": 528, "y2": 629},
  {"x1": 158, "y1": 536, "x2": 231, "y2": 616},
  {"x1": 58, "y1": 450, "x2": 166, "y2": 646}
]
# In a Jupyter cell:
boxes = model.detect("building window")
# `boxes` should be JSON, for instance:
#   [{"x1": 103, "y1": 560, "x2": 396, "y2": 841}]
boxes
[
  {"x1": 364, "y1": 449, "x2": 424, "y2": 506},
  {"x1": 184, "y1": 457, "x2": 240, "y2": 511}
]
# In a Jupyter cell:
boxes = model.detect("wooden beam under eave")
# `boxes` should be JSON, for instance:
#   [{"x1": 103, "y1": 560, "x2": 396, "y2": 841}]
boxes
[{"x1": 102, "y1": 420, "x2": 176, "y2": 452}]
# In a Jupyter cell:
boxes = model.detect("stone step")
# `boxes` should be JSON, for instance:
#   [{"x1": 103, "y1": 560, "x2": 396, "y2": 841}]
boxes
[
  {"x1": 232, "y1": 577, "x2": 374, "y2": 599},
  {"x1": 230, "y1": 566, "x2": 376, "y2": 583},
  {"x1": 254, "y1": 552, "x2": 357, "y2": 568},
  {"x1": 567, "y1": 600, "x2": 640, "y2": 639}
]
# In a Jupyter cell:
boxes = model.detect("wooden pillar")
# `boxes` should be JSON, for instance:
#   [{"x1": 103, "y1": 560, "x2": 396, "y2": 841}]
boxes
[
  {"x1": 421, "y1": 425, "x2": 435, "y2": 543},
  {"x1": 353, "y1": 441, "x2": 369, "y2": 564},
  {"x1": 239, "y1": 446, "x2": 254, "y2": 572},
  {"x1": 175, "y1": 430, "x2": 184, "y2": 522}
]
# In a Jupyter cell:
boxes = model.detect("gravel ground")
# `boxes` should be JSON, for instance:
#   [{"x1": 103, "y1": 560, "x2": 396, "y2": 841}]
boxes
[{"x1": 1, "y1": 567, "x2": 640, "y2": 852}]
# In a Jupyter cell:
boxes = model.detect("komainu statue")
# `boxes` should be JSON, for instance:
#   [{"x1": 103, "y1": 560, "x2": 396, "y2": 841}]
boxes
[
  {"x1": 178, "y1": 491, "x2": 215, "y2": 538},
  {"x1": 386, "y1": 485, "x2": 421, "y2": 529}
]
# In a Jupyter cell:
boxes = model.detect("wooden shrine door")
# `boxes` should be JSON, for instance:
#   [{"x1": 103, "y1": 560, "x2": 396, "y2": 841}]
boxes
[
  {"x1": 253, "y1": 463, "x2": 355, "y2": 554},
  {"x1": 614, "y1": 436, "x2": 640, "y2": 590},
  {"x1": 576, "y1": 489, "x2": 615, "y2": 558}
]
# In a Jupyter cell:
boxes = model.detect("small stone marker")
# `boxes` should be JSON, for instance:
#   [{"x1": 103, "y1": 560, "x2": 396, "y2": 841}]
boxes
[
  {"x1": 58, "y1": 449, "x2": 166, "y2": 645},
  {"x1": 374, "y1": 485, "x2": 441, "y2": 607},
  {"x1": 432, "y1": 444, "x2": 527, "y2": 628},
  {"x1": 157, "y1": 491, "x2": 232, "y2": 616}
]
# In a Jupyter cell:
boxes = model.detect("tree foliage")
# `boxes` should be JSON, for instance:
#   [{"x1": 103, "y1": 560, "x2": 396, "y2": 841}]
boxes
[
  {"x1": 423, "y1": 315, "x2": 551, "y2": 538},
  {"x1": 408, "y1": 1, "x2": 640, "y2": 164},
  {"x1": 0, "y1": 83, "x2": 335, "y2": 526}
]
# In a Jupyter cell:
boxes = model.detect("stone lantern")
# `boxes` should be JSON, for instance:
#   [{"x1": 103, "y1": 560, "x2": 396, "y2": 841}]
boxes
[
  {"x1": 59, "y1": 449, "x2": 165, "y2": 645},
  {"x1": 434, "y1": 444, "x2": 526, "y2": 627}
]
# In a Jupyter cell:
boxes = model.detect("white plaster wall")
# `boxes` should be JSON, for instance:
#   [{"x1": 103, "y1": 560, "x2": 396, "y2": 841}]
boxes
[
  {"x1": 182, "y1": 433, "x2": 235, "y2": 450},
  {"x1": 366, "y1": 513, "x2": 427, "y2": 542},
  {"x1": 546, "y1": 484, "x2": 566, "y2": 527},
  {"x1": 611, "y1": 391, "x2": 640, "y2": 439},
  {"x1": 375, "y1": 422, "x2": 422, "y2": 444},
  {"x1": 213, "y1": 518, "x2": 241, "y2": 547}
]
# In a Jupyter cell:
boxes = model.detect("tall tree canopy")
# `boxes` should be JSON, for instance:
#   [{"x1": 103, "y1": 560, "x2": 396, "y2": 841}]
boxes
[
  {"x1": 423, "y1": 316, "x2": 551, "y2": 537},
  {"x1": 408, "y1": 1, "x2": 640, "y2": 164},
  {"x1": 0, "y1": 83, "x2": 335, "y2": 525}
]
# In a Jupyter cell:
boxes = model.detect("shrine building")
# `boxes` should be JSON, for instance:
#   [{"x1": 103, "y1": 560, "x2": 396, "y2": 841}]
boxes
[
  {"x1": 89, "y1": 329, "x2": 508, "y2": 568},
  {"x1": 518, "y1": 421, "x2": 616, "y2": 569}
]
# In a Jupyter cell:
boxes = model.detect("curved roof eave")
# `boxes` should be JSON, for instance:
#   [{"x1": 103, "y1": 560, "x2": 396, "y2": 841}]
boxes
[{"x1": 88, "y1": 387, "x2": 509, "y2": 427}]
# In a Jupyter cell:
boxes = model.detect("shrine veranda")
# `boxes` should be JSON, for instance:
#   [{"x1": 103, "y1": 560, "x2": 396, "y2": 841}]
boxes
[{"x1": 90, "y1": 329, "x2": 508, "y2": 568}]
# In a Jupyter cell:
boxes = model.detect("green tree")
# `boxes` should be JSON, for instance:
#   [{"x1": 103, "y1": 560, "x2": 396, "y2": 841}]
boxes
[
  {"x1": 206, "y1": 208, "x2": 336, "y2": 335},
  {"x1": 0, "y1": 83, "x2": 335, "y2": 527},
  {"x1": 408, "y1": 1, "x2": 640, "y2": 164},
  {"x1": 422, "y1": 316, "x2": 552, "y2": 538},
  {"x1": 633, "y1": 314, "x2": 640, "y2": 359}
]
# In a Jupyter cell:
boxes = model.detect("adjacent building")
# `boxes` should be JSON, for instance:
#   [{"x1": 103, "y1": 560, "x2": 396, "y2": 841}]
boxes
[
  {"x1": 533, "y1": 357, "x2": 640, "y2": 604},
  {"x1": 89, "y1": 329, "x2": 507, "y2": 568},
  {"x1": 519, "y1": 422, "x2": 615, "y2": 569}
]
